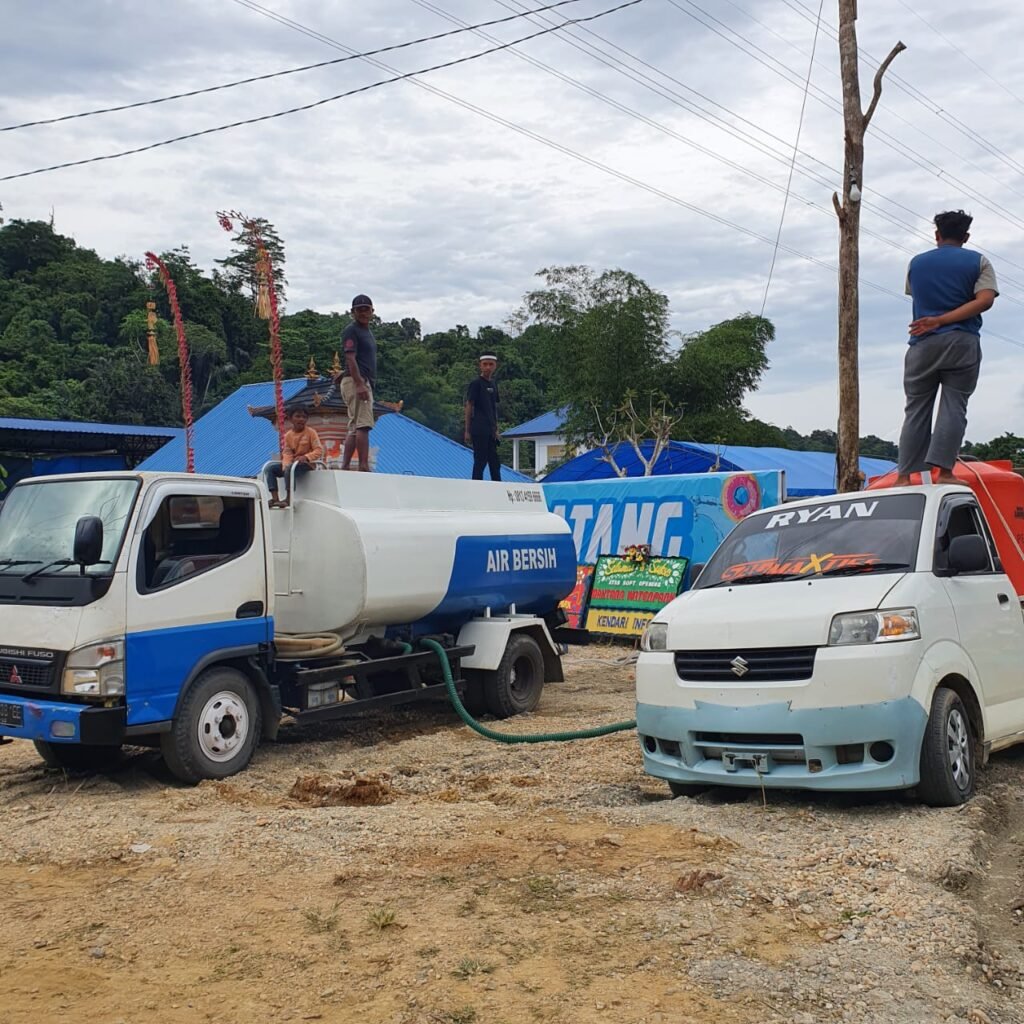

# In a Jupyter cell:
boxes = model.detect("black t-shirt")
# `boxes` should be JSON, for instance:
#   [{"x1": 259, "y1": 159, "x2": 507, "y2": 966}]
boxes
[
  {"x1": 341, "y1": 322, "x2": 377, "y2": 386},
  {"x1": 466, "y1": 375, "x2": 499, "y2": 435}
]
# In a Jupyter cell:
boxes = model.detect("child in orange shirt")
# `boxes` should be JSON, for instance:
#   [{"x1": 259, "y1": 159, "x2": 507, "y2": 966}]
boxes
[{"x1": 266, "y1": 407, "x2": 323, "y2": 508}]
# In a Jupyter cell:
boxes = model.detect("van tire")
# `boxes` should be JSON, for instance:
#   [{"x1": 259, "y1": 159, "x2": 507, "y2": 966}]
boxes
[
  {"x1": 161, "y1": 667, "x2": 261, "y2": 784},
  {"x1": 917, "y1": 687, "x2": 976, "y2": 807},
  {"x1": 483, "y1": 634, "x2": 545, "y2": 718},
  {"x1": 34, "y1": 741, "x2": 122, "y2": 773}
]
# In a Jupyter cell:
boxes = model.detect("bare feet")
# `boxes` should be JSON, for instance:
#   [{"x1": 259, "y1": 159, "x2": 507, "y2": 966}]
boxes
[
  {"x1": 893, "y1": 475, "x2": 912, "y2": 487},
  {"x1": 934, "y1": 471, "x2": 959, "y2": 485}
]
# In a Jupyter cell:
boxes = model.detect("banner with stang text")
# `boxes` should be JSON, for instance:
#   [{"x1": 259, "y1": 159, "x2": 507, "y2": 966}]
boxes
[{"x1": 543, "y1": 471, "x2": 784, "y2": 569}]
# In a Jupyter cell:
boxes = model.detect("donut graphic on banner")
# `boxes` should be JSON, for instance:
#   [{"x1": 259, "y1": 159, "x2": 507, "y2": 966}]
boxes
[{"x1": 722, "y1": 473, "x2": 762, "y2": 521}]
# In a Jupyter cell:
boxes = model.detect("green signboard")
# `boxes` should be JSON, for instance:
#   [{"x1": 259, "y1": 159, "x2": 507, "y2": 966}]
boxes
[{"x1": 588, "y1": 554, "x2": 688, "y2": 613}]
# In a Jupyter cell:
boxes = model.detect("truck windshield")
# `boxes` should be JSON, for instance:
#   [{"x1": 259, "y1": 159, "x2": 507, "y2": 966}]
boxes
[
  {"x1": 695, "y1": 493, "x2": 926, "y2": 589},
  {"x1": 0, "y1": 478, "x2": 140, "y2": 576}
]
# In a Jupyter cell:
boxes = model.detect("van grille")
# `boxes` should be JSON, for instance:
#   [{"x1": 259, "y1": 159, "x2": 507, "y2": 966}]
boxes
[{"x1": 674, "y1": 647, "x2": 816, "y2": 682}]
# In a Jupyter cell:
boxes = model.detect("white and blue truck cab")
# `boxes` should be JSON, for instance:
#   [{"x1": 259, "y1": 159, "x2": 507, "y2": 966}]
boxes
[
  {"x1": 637, "y1": 482, "x2": 1024, "y2": 806},
  {"x1": 0, "y1": 470, "x2": 576, "y2": 782}
]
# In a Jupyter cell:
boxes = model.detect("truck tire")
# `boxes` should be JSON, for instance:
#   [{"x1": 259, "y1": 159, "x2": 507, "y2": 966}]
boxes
[
  {"x1": 483, "y1": 633, "x2": 545, "y2": 718},
  {"x1": 458, "y1": 668, "x2": 488, "y2": 718},
  {"x1": 161, "y1": 667, "x2": 262, "y2": 784},
  {"x1": 34, "y1": 740, "x2": 122, "y2": 773},
  {"x1": 917, "y1": 687, "x2": 976, "y2": 807}
]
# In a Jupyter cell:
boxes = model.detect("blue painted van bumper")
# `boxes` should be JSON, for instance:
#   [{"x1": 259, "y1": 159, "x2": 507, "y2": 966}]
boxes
[
  {"x1": 0, "y1": 695, "x2": 125, "y2": 745},
  {"x1": 636, "y1": 698, "x2": 929, "y2": 791}
]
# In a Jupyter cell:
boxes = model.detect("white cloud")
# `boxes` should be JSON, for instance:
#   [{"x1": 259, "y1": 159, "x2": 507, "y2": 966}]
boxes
[{"x1": 2, "y1": 0, "x2": 1022, "y2": 443}]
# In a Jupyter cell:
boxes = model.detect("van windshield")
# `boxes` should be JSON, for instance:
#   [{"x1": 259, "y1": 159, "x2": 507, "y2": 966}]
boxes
[
  {"x1": 0, "y1": 478, "x2": 140, "y2": 576},
  {"x1": 695, "y1": 493, "x2": 926, "y2": 589}
]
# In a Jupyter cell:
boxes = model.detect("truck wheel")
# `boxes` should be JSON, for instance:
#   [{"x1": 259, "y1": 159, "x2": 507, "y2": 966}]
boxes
[
  {"x1": 484, "y1": 634, "x2": 545, "y2": 718},
  {"x1": 668, "y1": 781, "x2": 708, "y2": 798},
  {"x1": 161, "y1": 667, "x2": 262, "y2": 784},
  {"x1": 458, "y1": 668, "x2": 488, "y2": 718},
  {"x1": 917, "y1": 687, "x2": 976, "y2": 807},
  {"x1": 34, "y1": 741, "x2": 122, "y2": 773}
]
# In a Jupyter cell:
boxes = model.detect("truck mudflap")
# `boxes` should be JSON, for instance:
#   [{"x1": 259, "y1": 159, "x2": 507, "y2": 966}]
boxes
[
  {"x1": 0, "y1": 694, "x2": 125, "y2": 746},
  {"x1": 636, "y1": 698, "x2": 929, "y2": 792}
]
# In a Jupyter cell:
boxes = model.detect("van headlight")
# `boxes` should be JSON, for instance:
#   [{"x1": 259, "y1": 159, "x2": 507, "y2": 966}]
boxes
[
  {"x1": 62, "y1": 639, "x2": 125, "y2": 697},
  {"x1": 641, "y1": 622, "x2": 669, "y2": 652},
  {"x1": 828, "y1": 608, "x2": 919, "y2": 646}
]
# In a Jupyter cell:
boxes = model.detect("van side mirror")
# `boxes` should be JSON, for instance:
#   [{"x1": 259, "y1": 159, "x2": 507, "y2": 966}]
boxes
[
  {"x1": 947, "y1": 534, "x2": 989, "y2": 575},
  {"x1": 73, "y1": 516, "x2": 104, "y2": 567}
]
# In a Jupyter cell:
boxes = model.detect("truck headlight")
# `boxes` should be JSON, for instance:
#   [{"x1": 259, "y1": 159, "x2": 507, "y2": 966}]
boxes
[
  {"x1": 641, "y1": 622, "x2": 669, "y2": 652},
  {"x1": 828, "y1": 608, "x2": 919, "y2": 646},
  {"x1": 62, "y1": 639, "x2": 125, "y2": 697}
]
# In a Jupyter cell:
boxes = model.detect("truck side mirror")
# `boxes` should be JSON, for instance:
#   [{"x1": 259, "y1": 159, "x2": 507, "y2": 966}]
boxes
[
  {"x1": 73, "y1": 516, "x2": 104, "y2": 567},
  {"x1": 947, "y1": 534, "x2": 989, "y2": 575}
]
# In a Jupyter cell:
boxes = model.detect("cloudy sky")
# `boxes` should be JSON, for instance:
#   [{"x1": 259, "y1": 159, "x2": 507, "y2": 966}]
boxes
[{"x1": 2, "y1": 0, "x2": 1023, "y2": 443}]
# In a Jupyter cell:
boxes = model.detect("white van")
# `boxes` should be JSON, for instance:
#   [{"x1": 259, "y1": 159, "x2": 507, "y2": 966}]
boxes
[{"x1": 636, "y1": 484, "x2": 1024, "y2": 806}]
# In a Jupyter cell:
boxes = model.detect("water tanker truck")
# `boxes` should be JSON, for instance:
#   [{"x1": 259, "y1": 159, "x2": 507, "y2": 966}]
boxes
[{"x1": 0, "y1": 469, "x2": 577, "y2": 782}]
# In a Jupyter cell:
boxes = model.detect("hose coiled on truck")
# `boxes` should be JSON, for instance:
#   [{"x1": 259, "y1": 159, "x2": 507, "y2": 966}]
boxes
[
  {"x1": 274, "y1": 633, "x2": 345, "y2": 661},
  {"x1": 418, "y1": 638, "x2": 637, "y2": 744}
]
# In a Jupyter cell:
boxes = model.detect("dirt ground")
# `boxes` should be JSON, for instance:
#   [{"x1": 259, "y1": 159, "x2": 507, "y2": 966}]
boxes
[{"x1": 1, "y1": 648, "x2": 1022, "y2": 1024}]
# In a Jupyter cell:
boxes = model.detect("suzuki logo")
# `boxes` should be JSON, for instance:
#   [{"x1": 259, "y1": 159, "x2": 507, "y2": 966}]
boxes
[
  {"x1": 730, "y1": 656, "x2": 750, "y2": 678},
  {"x1": 8, "y1": 665, "x2": 22, "y2": 686}
]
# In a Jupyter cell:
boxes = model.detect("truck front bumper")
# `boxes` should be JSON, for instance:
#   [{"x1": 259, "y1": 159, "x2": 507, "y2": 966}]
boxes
[
  {"x1": 0, "y1": 694, "x2": 125, "y2": 745},
  {"x1": 637, "y1": 697, "x2": 928, "y2": 792}
]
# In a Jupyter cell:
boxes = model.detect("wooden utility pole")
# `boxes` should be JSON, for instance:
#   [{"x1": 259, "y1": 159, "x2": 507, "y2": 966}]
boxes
[{"x1": 833, "y1": 0, "x2": 904, "y2": 492}]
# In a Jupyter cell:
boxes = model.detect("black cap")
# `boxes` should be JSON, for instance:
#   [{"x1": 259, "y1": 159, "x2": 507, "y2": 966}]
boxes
[{"x1": 351, "y1": 294, "x2": 373, "y2": 309}]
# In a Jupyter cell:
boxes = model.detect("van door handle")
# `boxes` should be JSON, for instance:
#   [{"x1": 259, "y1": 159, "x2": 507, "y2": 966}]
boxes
[
  {"x1": 997, "y1": 593, "x2": 1010, "y2": 605},
  {"x1": 236, "y1": 601, "x2": 264, "y2": 619}
]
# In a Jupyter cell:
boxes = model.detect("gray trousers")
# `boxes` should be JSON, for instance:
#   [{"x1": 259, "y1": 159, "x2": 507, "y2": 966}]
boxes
[{"x1": 897, "y1": 329, "x2": 981, "y2": 474}]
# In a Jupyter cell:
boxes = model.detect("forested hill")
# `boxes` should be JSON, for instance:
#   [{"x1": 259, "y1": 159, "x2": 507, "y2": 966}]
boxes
[{"x1": 5, "y1": 217, "x2": 1015, "y2": 463}]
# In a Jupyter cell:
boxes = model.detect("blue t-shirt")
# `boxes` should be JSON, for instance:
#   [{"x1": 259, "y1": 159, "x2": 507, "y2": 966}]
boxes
[{"x1": 905, "y1": 245, "x2": 998, "y2": 343}]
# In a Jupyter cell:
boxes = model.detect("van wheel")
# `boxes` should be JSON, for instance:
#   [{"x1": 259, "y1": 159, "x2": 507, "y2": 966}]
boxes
[
  {"x1": 917, "y1": 687, "x2": 976, "y2": 807},
  {"x1": 161, "y1": 667, "x2": 261, "y2": 784},
  {"x1": 34, "y1": 741, "x2": 122, "y2": 773},
  {"x1": 484, "y1": 634, "x2": 545, "y2": 718}
]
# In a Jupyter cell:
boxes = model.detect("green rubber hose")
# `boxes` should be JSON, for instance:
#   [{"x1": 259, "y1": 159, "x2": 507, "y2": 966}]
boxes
[{"x1": 418, "y1": 637, "x2": 636, "y2": 744}]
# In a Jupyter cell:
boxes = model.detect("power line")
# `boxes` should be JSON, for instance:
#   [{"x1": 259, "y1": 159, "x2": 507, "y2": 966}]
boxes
[
  {"x1": 779, "y1": 0, "x2": 1024, "y2": 182},
  {"x1": 0, "y1": 0, "x2": 647, "y2": 182},
  {"x1": 666, "y1": 0, "x2": 1024, "y2": 229},
  {"x1": 490, "y1": 0, "x2": 1024, "y2": 296},
  {"x1": 0, "y1": 0, "x2": 588, "y2": 133},
  {"x1": 892, "y1": 0, "x2": 1024, "y2": 109},
  {"x1": 225, "y1": 0, "x2": 1024, "y2": 334},
  {"x1": 760, "y1": 0, "x2": 824, "y2": 318}
]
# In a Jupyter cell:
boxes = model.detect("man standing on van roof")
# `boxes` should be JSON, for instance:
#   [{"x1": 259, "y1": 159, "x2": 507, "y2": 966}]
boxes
[
  {"x1": 895, "y1": 211, "x2": 998, "y2": 486},
  {"x1": 465, "y1": 354, "x2": 501, "y2": 481},
  {"x1": 338, "y1": 294, "x2": 377, "y2": 472}
]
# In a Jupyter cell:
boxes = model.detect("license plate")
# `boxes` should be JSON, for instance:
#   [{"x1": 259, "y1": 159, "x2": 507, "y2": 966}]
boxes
[{"x1": 0, "y1": 702, "x2": 24, "y2": 728}]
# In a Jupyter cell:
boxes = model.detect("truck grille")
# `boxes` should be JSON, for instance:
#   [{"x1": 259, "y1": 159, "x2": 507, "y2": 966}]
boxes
[
  {"x1": 674, "y1": 647, "x2": 816, "y2": 682},
  {"x1": 0, "y1": 653, "x2": 61, "y2": 693}
]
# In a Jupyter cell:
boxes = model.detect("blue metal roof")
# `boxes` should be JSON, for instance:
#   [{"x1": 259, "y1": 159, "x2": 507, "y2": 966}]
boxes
[
  {"x1": 502, "y1": 406, "x2": 569, "y2": 438},
  {"x1": 138, "y1": 379, "x2": 531, "y2": 481},
  {"x1": 0, "y1": 417, "x2": 182, "y2": 438},
  {"x1": 541, "y1": 439, "x2": 895, "y2": 497}
]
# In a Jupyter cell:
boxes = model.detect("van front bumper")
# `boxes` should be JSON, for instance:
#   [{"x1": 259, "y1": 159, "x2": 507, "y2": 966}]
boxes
[
  {"x1": 637, "y1": 697, "x2": 928, "y2": 792},
  {"x1": 0, "y1": 694, "x2": 125, "y2": 745}
]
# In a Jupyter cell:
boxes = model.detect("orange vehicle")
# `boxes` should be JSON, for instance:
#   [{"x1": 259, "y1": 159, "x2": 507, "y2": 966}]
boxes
[{"x1": 868, "y1": 460, "x2": 1024, "y2": 598}]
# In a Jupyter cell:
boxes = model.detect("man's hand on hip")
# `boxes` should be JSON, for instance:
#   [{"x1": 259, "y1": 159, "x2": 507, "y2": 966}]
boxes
[{"x1": 909, "y1": 315, "x2": 945, "y2": 336}]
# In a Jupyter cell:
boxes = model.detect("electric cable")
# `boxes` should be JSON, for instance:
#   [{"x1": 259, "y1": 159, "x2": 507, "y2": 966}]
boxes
[
  {"x1": 0, "y1": 0, "x2": 588, "y2": 133},
  {"x1": 760, "y1": 0, "x2": 825, "y2": 318},
  {"x1": 227, "y1": 0, "x2": 1024, "y2": 352},
  {"x1": 0, "y1": 0, "x2": 647, "y2": 182}
]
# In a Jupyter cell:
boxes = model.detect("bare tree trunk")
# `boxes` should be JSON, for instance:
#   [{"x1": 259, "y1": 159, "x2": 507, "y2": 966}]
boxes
[{"x1": 833, "y1": 0, "x2": 905, "y2": 493}]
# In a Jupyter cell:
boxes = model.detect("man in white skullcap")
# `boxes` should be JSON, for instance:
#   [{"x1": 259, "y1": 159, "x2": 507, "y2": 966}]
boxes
[{"x1": 464, "y1": 354, "x2": 501, "y2": 480}]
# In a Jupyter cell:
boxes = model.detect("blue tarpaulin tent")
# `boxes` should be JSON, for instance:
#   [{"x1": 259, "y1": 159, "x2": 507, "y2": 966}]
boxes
[{"x1": 541, "y1": 440, "x2": 895, "y2": 497}]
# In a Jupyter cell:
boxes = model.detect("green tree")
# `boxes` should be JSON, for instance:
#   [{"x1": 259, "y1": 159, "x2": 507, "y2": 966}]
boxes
[
  {"x1": 215, "y1": 217, "x2": 287, "y2": 305},
  {"x1": 516, "y1": 265, "x2": 670, "y2": 450}
]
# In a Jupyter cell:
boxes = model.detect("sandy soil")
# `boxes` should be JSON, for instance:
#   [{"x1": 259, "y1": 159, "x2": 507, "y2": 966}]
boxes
[{"x1": 0, "y1": 648, "x2": 1021, "y2": 1024}]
